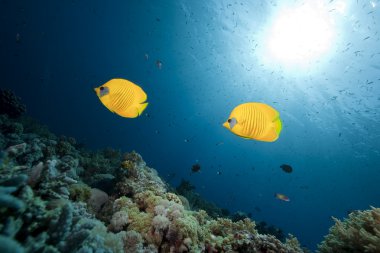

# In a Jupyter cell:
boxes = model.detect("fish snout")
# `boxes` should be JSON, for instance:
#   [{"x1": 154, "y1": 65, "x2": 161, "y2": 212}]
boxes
[{"x1": 222, "y1": 121, "x2": 229, "y2": 129}]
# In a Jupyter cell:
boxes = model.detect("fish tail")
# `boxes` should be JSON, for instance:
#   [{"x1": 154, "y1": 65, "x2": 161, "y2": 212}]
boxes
[
  {"x1": 273, "y1": 117, "x2": 282, "y2": 135},
  {"x1": 137, "y1": 102, "x2": 149, "y2": 115}
]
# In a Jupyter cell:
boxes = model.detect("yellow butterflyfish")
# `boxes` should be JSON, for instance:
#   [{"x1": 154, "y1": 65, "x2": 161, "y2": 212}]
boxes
[
  {"x1": 223, "y1": 102, "x2": 282, "y2": 142},
  {"x1": 94, "y1": 78, "x2": 148, "y2": 118}
]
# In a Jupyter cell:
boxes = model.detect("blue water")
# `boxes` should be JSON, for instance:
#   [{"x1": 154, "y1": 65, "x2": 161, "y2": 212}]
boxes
[{"x1": 1, "y1": 0, "x2": 380, "y2": 250}]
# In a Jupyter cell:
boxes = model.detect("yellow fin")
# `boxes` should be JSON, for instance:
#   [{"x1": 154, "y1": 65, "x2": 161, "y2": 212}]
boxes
[
  {"x1": 273, "y1": 116, "x2": 282, "y2": 135},
  {"x1": 116, "y1": 102, "x2": 148, "y2": 118},
  {"x1": 258, "y1": 127, "x2": 279, "y2": 142},
  {"x1": 255, "y1": 103, "x2": 282, "y2": 142},
  {"x1": 137, "y1": 102, "x2": 148, "y2": 115}
]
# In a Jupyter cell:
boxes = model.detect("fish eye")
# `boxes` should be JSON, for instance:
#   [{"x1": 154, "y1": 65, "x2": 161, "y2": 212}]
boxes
[
  {"x1": 228, "y1": 119, "x2": 231, "y2": 123},
  {"x1": 100, "y1": 86, "x2": 104, "y2": 91}
]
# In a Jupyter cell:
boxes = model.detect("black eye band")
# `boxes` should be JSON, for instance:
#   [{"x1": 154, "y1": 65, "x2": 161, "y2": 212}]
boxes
[
  {"x1": 228, "y1": 119, "x2": 231, "y2": 123},
  {"x1": 100, "y1": 87, "x2": 104, "y2": 91}
]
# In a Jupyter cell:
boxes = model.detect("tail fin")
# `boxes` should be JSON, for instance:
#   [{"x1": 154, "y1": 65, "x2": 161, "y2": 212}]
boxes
[
  {"x1": 258, "y1": 117, "x2": 282, "y2": 142},
  {"x1": 273, "y1": 117, "x2": 282, "y2": 135},
  {"x1": 137, "y1": 102, "x2": 148, "y2": 116}
]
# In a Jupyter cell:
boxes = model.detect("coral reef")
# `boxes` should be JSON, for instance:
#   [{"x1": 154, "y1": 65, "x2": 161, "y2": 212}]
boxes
[
  {"x1": 0, "y1": 100, "x2": 308, "y2": 253},
  {"x1": 0, "y1": 115, "x2": 126, "y2": 253},
  {"x1": 176, "y1": 179, "x2": 287, "y2": 243},
  {"x1": 256, "y1": 221, "x2": 286, "y2": 242},
  {"x1": 318, "y1": 207, "x2": 380, "y2": 253}
]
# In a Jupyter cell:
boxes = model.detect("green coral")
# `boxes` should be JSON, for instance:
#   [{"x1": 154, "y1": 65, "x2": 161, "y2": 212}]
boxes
[
  {"x1": 205, "y1": 218, "x2": 257, "y2": 251},
  {"x1": 134, "y1": 190, "x2": 163, "y2": 213},
  {"x1": 128, "y1": 206, "x2": 154, "y2": 236},
  {"x1": 114, "y1": 196, "x2": 154, "y2": 237},
  {"x1": 172, "y1": 213, "x2": 206, "y2": 244},
  {"x1": 208, "y1": 218, "x2": 257, "y2": 237},
  {"x1": 318, "y1": 207, "x2": 380, "y2": 253},
  {"x1": 121, "y1": 160, "x2": 134, "y2": 171},
  {"x1": 285, "y1": 234, "x2": 306, "y2": 252},
  {"x1": 68, "y1": 183, "x2": 91, "y2": 202}
]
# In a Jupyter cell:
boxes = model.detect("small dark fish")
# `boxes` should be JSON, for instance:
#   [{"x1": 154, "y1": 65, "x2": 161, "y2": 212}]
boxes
[
  {"x1": 216, "y1": 171, "x2": 222, "y2": 175},
  {"x1": 280, "y1": 164, "x2": 293, "y2": 173},
  {"x1": 191, "y1": 163, "x2": 201, "y2": 173},
  {"x1": 184, "y1": 135, "x2": 195, "y2": 143},
  {"x1": 363, "y1": 36, "x2": 370, "y2": 40}
]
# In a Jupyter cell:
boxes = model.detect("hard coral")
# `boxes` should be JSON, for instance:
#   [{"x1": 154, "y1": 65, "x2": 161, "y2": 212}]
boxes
[
  {"x1": 166, "y1": 192, "x2": 183, "y2": 205},
  {"x1": 208, "y1": 218, "x2": 257, "y2": 238},
  {"x1": 116, "y1": 159, "x2": 167, "y2": 197},
  {"x1": 109, "y1": 210, "x2": 129, "y2": 232},
  {"x1": 152, "y1": 215, "x2": 170, "y2": 231},
  {"x1": 88, "y1": 188, "x2": 108, "y2": 212},
  {"x1": 318, "y1": 207, "x2": 380, "y2": 253},
  {"x1": 68, "y1": 183, "x2": 91, "y2": 202}
]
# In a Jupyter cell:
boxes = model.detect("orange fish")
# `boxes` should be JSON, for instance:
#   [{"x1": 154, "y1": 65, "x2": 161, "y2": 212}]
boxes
[{"x1": 275, "y1": 193, "x2": 290, "y2": 202}]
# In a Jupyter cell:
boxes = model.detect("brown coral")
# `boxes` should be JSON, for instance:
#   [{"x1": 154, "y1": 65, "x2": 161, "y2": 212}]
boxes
[
  {"x1": 166, "y1": 192, "x2": 183, "y2": 205},
  {"x1": 318, "y1": 206, "x2": 380, "y2": 253}
]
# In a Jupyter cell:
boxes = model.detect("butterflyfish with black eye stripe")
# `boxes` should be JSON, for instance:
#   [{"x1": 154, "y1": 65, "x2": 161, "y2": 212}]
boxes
[
  {"x1": 94, "y1": 78, "x2": 148, "y2": 118},
  {"x1": 223, "y1": 102, "x2": 282, "y2": 142}
]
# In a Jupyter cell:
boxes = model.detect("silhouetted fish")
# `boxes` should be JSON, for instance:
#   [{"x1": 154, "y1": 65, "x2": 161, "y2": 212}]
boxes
[
  {"x1": 191, "y1": 163, "x2": 201, "y2": 173},
  {"x1": 280, "y1": 164, "x2": 293, "y2": 173}
]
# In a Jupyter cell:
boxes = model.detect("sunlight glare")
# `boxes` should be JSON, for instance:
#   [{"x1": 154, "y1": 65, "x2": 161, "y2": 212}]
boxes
[{"x1": 265, "y1": 1, "x2": 337, "y2": 66}]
